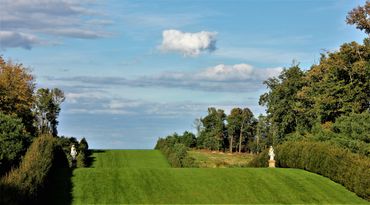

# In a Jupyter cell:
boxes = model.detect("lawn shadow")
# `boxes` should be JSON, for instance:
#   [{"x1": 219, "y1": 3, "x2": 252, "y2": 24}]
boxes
[
  {"x1": 86, "y1": 149, "x2": 105, "y2": 167},
  {"x1": 41, "y1": 168, "x2": 73, "y2": 205},
  {"x1": 40, "y1": 149, "x2": 101, "y2": 205},
  {"x1": 40, "y1": 147, "x2": 73, "y2": 205}
]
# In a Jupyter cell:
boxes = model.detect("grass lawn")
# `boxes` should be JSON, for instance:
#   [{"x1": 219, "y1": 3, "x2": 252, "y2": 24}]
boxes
[
  {"x1": 48, "y1": 150, "x2": 369, "y2": 204},
  {"x1": 188, "y1": 149, "x2": 254, "y2": 167}
]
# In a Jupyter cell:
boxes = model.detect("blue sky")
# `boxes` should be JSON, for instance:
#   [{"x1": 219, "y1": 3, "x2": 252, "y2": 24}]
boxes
[{"x1": 0, "y1": 0, "x2": 367, "y2": 148}]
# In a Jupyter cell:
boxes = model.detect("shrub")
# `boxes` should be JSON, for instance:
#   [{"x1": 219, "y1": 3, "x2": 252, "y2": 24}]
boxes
[
  {"x1": 155, "y1": 135, "x2": 198, "y2": 168},
  {"x1": 77, "y1": 137, "x2": 90, "y2": 167},
  {"x1": 248, "y1": 140, "x2": 370, "y2": 201},
  {"x1": 76, "y1": 152, "x2": 86, "y2": 168},
  {"x1": 0, "y1": 134, "x2": 68, "y2": 205},
  {"x1": 56, "y1": 136, "x2": 90, "y2": 168},
  {"x1": 0, "y1": 112, "x2": 32, "y2": 175}
]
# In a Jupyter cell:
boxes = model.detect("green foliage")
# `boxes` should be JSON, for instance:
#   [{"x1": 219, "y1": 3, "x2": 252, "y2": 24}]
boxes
[
  {"x1": 155, "y1": 133, "x2": 197, "y2": 167},
  {"x1": 260, "y1": 38, "x2": 370, "y2": 144},
  {"x1": 181, "y1": 131, "x2": 196, "y2": 148},
  {"x1": 197, "y1": 107, "x2": 227, "y2": 150},
  {"x1": 249, "y1": 141, "x2": 370, "y2": 200},
  {"x1": 332, "y1": 112, "x2": 370, "y2": 143},
  {"x1": 34, "y1": 88, "x2": 65, "y2": 136},
  {"x1": 302, "y1": 112, "x2": 370, "y2": 157},
  {"x1": 57, "y1": 136, "x2": 79, "y2": 167},
  {"x1": 56, "y1": 136, "x2": 90, "y2": 168},
  {"x1": 227, "y1": 108, "x2": 243, "y2": 152},
  {"x1": 0, "y1": 112, "x2": 32, "y2": 175},
  {"x1": 0, "y1": 135, "x2": 69, "y2": 204},
  {"x1": 76, "y1": 152, "x2": 86, "y2": 168},
  {"x1": 299, "y1": 40, "x2": 370, "y2": 125},
  {"x1": 259, "y1": 65, "x2": 306, "y2": 142},
  {"x1": 254, "y1": 114, "x2": 272, "y2": 153}
]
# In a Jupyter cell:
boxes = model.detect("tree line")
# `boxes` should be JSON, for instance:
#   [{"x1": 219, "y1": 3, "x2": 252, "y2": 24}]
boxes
[
  {"x1": 156, "y1": 1, "x2": 370, "y2": 157},
  {"x1": 156, "y1": 107, "x2": 267, "y2": 155},
  {"x1": 0, "y1": 56, "x2": 89, "y2": 176}
]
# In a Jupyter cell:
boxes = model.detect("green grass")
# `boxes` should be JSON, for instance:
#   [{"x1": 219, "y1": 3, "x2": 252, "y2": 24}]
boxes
[
  {"x1": 50, "y1": 150, "x2": 369, "y2": 204},
  {"x1": 189, "y1": 149, "x2": 254, "y2": 167},
  {"x1": 90, "y1": 150, "x2": 170, "y2": 168}
]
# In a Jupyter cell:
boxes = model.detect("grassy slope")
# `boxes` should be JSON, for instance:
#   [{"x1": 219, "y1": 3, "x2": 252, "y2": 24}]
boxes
[
  {"x1": 67, "y1": 150, "x2": 368, "y2": 204},
  {"x1": 91, "y1": 150, "x2": 170, "y2": 168},
  {"x1": 189, "y1": 149, "x2": 254, "y2": 167}
]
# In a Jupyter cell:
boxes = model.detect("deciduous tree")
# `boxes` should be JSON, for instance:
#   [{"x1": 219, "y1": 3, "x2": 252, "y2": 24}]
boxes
[
  {"x1": 34, "y1": 88, "x2": 65, "y2": 136},
  {"x1": 346, "y1": 0, "x2": 370, "y2": 34},
  {"x1": 0, "y1": 56, "x2": 35, "y2": 134}
]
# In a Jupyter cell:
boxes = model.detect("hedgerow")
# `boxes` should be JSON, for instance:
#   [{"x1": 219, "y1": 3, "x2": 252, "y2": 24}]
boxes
[
  {"x1": 0, "y1": 134, "x2": 68, "y2": 205},
  {"x1": 248, "y1": 140, "x2": 370, "y2": 200},
  {"x1": 155, "y1": 135, "x2": 197, "y2": 168}
]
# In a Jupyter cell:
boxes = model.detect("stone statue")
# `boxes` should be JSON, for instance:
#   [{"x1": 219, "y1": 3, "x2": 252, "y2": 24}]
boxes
[
  {"x1": 268, "y1": 146, "x2": 275, "y2": 161},
  {"x1": 71, "y1": 145, "x2": 77, "y2": 160}
]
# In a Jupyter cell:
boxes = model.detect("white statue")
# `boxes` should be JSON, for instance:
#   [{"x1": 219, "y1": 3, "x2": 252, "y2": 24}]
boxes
[
  {"x1": 70, "y1": 145, "x2": 77, "y2": 160},
  {"x1": 268, "y1": 146, "x2": 275, "y2": 161}
]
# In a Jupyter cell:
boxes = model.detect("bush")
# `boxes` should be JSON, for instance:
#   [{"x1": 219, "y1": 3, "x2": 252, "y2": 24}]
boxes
[
  {"x1": 248, "y1": 141, "x2": 370, "y2": 201},
  {"x1": 306, "y1": 112, "x2": 370, "y2": 157},
  {"x1": 77, "y1": 137, "x2": 90, "y2": 167},
  {"x1": 76, "y1": 152, "x2": 86, "y2": 168},
  {"x1": 56, "y1": 136, "x2": 90, "y2": 168},
  {"x1": 0, "y1": 112, "x2": 32, "y2": 175},
  {"x1": 0, "y1": 134, "x2": 68, "y2": 205},
  {"x1": 155, "y1": 135, "x2": 197, "y2": 168}
]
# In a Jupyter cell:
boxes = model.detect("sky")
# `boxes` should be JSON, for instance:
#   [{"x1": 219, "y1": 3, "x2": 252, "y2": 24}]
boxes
[{"x1": 0, "y1": 0, "x2": 367, "y2": 149}]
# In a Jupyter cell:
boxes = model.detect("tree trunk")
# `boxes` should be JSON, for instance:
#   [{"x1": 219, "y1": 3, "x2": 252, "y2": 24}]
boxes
[
  {"x1": 229, "y1": 136, "x2": 233, "y2": 153},
  {"x1": 239, "y1": 125, "x2": 243, "y2": 153}
]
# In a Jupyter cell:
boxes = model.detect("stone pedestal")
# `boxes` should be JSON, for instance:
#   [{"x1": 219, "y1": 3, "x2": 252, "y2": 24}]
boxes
[{"x1": 268, "y1": 160, "x2": 276, "y2": 168}]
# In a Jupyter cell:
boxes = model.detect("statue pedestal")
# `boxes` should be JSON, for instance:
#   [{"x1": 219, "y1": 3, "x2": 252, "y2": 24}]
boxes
[{"x1": 268, "y1": 160, "x2": 276, "y2": 168}]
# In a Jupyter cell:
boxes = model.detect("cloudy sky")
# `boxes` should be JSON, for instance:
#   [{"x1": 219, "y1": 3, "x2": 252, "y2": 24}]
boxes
[{"x1": 0, "y1": 0, "x2": 366, "y2": 149}]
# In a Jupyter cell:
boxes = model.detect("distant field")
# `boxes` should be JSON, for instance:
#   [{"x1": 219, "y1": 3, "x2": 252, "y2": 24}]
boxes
[
  {"x1": 189, "y1": 149, "x2": 254, "y2": 167},
  {"x1": 46, "y1": 150, "x2": 368, "y2": 204}
]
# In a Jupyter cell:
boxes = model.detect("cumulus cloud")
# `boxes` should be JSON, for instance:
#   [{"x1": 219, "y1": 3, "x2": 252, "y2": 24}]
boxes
[
  {"x1": 47, "y1": 63, "x2": 282, "y2": 92},
  {"x1": 159, "y1": 29, "x2": 217, "y2": 56},
  {"x1": 0, "y1": 0, "x2": 110, "y2": 49}
]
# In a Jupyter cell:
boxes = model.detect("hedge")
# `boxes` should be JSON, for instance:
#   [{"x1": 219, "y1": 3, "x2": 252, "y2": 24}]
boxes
[
  {"x1": 248, "y1": 140, "x2": 370, "y2": 200},
  {"x1": 0, "y1": 135, "x2": 68, "y2": 205},
  {"x1": 155, "y1": 137, "x2": 197, "y2": 168},
  {"x1": 56, "y1": 136, "x2": 90, "y2": 168}
]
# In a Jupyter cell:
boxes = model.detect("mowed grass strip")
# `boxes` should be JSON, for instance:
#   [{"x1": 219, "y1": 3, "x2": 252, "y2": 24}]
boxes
[
  {"x1": 69, "y1": 150, "x2": 368, "y2": 204},
  {"x1": 71, "y1": 168, "x2": 368, "y2": 204},
  {"x1": 90, "y1": 150, "x2": 170, "y2": 168}
]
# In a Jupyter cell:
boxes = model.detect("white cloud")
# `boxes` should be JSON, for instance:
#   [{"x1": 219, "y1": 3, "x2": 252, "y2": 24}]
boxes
[
  {"x1": 48, "y1": 63, "x2": 282, "y2": 92},
  {"x1": 159, "y1": 29, "x2": 217, "y2": 56},
  {"x1": 157, "y1": 63, "x2": 282, "y2": 83},
  {"x1": 0, "y1": 31, "x2": 41, "y2": 49},
  {"x1": 0, "y1": 0, "x2": 110, "y2": 49},
  {"x1": 62, "y1": 93, "x2": 260, "y2": 117}
]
